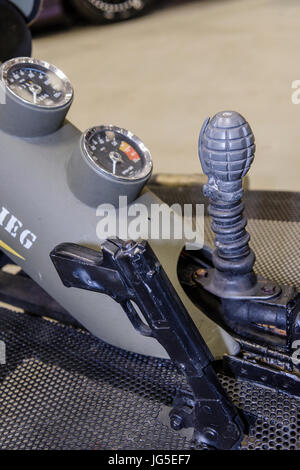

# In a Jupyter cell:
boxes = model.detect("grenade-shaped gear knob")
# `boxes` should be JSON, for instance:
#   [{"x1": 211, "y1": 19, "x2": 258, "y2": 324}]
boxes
[
  {"x1": 199, "y1": 111, "x2": 255, "y2": 202},
  {"x1": 198, "y1": 111, "x2": 257, "y2": 297}
]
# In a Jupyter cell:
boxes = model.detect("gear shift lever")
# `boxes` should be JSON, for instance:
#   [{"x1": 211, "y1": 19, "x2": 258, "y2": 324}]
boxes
[
  {"x1": 178, "y1": 110, "x2": 300, "y2": 381},
  {"x1": 198, "y1": 111, "x2": 278, "y2": 299}
]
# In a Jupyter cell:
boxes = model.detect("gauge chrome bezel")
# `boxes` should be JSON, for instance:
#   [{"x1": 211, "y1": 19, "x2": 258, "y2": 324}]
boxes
[
  {"x1": 81, "y1": 125, "x2": 153, "y2": 182},
  {"x1": 0, "y1": 57, "x2": 73, "y2": 109}
]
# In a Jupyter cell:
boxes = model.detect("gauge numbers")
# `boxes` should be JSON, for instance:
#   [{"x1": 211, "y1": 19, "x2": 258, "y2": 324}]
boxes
[
  {"x1": 1, "y1": 58, "x2": 73, "y2": 108},
  {"x1": 83, "y1": 126, "x2": 152, "y2": 181}
]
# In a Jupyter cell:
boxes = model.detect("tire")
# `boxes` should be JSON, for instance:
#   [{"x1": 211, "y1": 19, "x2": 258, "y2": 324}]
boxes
[
  {"x1": 69, "y1": 0, "x2": 157, "y2": 24},
  {"x1": 0, "y1": 0, "x2": 32, "y2": 62}
]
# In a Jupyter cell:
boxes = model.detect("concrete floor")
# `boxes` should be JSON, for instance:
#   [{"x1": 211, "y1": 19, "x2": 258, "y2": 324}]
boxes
[{"x1": 33, "y1": 0, "x2": 300, "y2": 192}]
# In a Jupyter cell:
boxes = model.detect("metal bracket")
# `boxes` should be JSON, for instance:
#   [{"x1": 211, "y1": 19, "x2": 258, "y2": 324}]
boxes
[{"x1": 178, "y1": 247, "x2": 300, "y2": 375}]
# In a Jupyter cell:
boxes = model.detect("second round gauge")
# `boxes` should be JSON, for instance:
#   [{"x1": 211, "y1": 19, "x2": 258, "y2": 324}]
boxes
[
  {"x1": 68, "y1": 125, "x2": 153, "y2": 207},
  {"x1": 82, "y1": 126, "x2": 152, "y2": 181}
]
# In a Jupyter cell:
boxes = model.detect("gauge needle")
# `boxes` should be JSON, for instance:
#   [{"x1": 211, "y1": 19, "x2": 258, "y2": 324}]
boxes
[
  {"x1": 29, "y1": 84, "x2": 42, "y2": 104},
  {"x1": 109, "y1": 152, "x2": 123, "y2": 175}
]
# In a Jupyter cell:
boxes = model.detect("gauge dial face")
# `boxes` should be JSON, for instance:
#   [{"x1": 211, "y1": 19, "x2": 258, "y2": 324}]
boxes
[
  {"x1": 1, "y1": 57, "x2": 73, "y2": 108},
  {"x1": 86, "y1": 1, "x2": 145, "y2": 20},
  {"x1": 82, "y1": 126, "x2": 152, "y2": 181}
]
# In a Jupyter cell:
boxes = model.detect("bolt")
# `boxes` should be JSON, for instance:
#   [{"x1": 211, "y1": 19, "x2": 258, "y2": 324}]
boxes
[
  {"x1": 170, "y1": 414, "x2": 183, "y2": 431},
  {"x1": 261, "y1": 285, "x2": 276, "y2": 295},
  {"x1": 194, "y1": 269, "x2": 208, "y2": 280},
  {"x1": 203, "y1": 427, "x2": 218, "y2": 441}
]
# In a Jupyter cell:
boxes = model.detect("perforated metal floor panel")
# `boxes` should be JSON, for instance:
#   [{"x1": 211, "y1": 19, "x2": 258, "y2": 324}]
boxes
[
  {"x1": 0, "y1": 183, "x2": 299, "y2": 450},
  {"x1": 0, "y1": 308, "x2": 299, "y2": 450}
]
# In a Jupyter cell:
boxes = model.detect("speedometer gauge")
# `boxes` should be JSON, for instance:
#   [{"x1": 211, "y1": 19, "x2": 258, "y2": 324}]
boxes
[
  {"x1": 83, "y1": 126, "x2": 152, "y2": 181},
  {"x1": 0, "y1": 57, "x2": 73, "y2": 137},
  {"x1": 1, "y1": 57, "x2": 73, "y2": 108},
  {"x1": 68, "y1": 125, "x2": 153, "y2": 207}
]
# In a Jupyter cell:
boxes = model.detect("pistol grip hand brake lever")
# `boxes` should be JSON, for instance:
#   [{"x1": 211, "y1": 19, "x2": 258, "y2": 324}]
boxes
[
  {"x1": 50, "y1": 242, "x2": 153, "y2": 337},
  {"x1": 50, "y1": 239, "x2": 245, "y2": 450}
]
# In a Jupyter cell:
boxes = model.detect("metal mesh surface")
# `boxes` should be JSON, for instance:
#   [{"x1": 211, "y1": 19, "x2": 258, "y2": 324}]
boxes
[
  {"x1": 218, "y1": 374, "x2": 299, "y2": 450},
  {"x1": 0, "y1": 309, "x2": 190, "y2": 450},
  {"x1": 0, "y1": 308, "x2": 299, "y2": 450},
  {"x1": 0, "y1": 184, "x2": 299, "y2": 450}
]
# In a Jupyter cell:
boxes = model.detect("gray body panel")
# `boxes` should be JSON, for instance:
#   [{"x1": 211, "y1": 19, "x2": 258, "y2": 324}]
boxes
[{"x1": 0, "y1": 120, "x2": 226, "y2": 358}]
